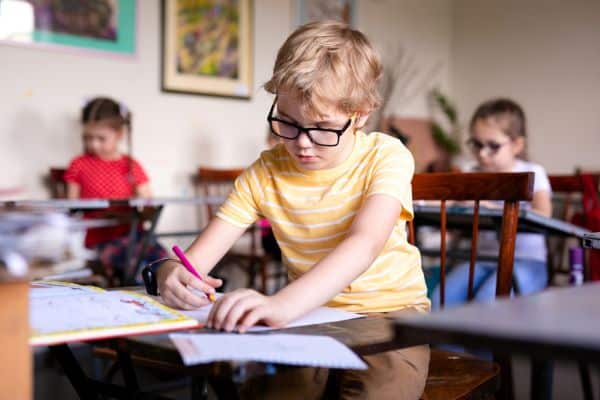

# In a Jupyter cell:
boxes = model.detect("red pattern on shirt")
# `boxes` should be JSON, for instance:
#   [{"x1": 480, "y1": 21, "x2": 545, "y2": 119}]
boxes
[{"x1": 64, "y1": 154, "x2": 149, "y2": 248}]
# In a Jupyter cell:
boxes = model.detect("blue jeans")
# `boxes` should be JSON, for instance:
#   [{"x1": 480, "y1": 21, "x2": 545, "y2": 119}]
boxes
[{"x1": 431, "y1": 259, "x2": 548, "y2": 310}]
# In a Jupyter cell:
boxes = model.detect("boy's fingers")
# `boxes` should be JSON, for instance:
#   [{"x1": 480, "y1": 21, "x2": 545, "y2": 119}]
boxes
[
  {"x1": 223, "y1": 296, "x2": 262, "y2": 332},
  {"x1": 171, "y1": 282, "x2": 207, "y2": 309},
  {"x1": 204, "y1": 275, "x2": 223, "y2": 287},
  {"x1": 179, "y1": 269, "x2": 216, "y2": 294},
  {"x1": 212, "y1": 290, "x2": 254, "y2": 330},
  {"x1": 207, "y1": 297, "x2": 224, "y2": 328},
  {"x1": 238, "y1": 307, "x2": 265, "y2": 333},
  {"x1": 163, "y1": 292, "x2": 195, "y2": 310}
]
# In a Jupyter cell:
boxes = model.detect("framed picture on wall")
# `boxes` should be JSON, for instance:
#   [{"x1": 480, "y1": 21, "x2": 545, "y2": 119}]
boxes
[
  {"x1": 0, "y1": 0, "x2": 136, "y2": 56},
  {"x1": 161, "y1": 0, "x2": 253, "y2": 99},
  {"x1": 296, "y1": 0, "x2": 356, "y2": 27}
]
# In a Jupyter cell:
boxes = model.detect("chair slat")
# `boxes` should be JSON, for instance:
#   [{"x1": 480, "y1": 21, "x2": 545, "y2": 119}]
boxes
[
  {"x1": 439, "y1": 200, "x2": 447, "y2": 308},
  {"x1": 468, "y1": 200, "x2": 480, "y2": 301},
  {"x1": 496, "y1": 201, "x2": 520, "y2": 296}
]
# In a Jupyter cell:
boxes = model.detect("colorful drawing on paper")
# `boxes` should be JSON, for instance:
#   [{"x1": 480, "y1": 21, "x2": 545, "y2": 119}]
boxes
[{"x1": 175, "y1": 0, "x2": 240, "y2": 79}]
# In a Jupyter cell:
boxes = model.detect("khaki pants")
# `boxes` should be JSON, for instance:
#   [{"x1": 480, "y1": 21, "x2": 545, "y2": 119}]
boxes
[{"x1": 240, "y1": 344, "x2": 430, "y2": 400}]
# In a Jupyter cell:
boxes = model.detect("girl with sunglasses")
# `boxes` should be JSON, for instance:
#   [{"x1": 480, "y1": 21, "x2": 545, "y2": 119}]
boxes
[{"x1": 433, "y1": 98, "x2": 552, "y2": 308}]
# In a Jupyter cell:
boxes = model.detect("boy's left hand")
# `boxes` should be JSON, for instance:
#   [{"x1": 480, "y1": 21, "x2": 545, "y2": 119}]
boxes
[{"x1": 207, "y1": 289, "x2": 289, "y2": 333}]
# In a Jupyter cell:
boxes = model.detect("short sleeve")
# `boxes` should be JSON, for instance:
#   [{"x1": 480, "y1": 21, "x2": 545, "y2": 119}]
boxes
[
  {"x1": 130, "y1": 158, "x2": 149, "y2": 185},
  {"x1": 215, "y1": 160, "x2": 263, "y2": 229},
  {"x1": 63, "y1": 158, "x2": 82, "y2": 184},
  {"x1": 365, "y1": 138, "x2": 415, "y2": 219},
  {"x1": 531, "y1": 163, "x2": 551, "y2": 194}
]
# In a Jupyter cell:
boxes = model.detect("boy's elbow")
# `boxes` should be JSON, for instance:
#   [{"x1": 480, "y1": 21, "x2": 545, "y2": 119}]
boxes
[{"x1": 351, "y1": 231, "x2": 387, "y2": 263}]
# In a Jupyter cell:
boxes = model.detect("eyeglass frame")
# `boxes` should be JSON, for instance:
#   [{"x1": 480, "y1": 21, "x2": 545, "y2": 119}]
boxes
[
  {"x1": 466, "y1": 137, "x2": 511, "y2": 154},
  {"x1": 266, "y1": 97, "x2": 354, "y2": 147}
]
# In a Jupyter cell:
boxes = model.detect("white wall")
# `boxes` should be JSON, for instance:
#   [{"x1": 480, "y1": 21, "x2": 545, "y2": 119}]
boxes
[
  {"x1": 0, "y1": 0, "x2": 452, "y2": 232},
  {"x1": 359, "y1": 0, "x2": 453, "y2": 118},
  {"x1": 452, "y1": 0, "x2": 600, "y2": 173}
]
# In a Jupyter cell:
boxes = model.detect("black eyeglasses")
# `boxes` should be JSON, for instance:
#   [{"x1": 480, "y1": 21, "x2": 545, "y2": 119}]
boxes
[
  {"x1": 267, "y1": 97, "x2": 353, "y2": 147},
  {"x1": 466, "y1": 138, "x2": 510, "y2": 154}
]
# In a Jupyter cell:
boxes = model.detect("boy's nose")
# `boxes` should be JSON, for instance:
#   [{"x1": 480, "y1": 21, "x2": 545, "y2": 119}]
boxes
[{"x1": 295, "y1": 130, "x2": 313, "y2": 147}]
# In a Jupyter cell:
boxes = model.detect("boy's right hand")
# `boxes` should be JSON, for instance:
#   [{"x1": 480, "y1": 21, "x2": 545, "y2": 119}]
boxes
[{"x1": 156, "y1": 260, "x2": 222, "y2": 310}]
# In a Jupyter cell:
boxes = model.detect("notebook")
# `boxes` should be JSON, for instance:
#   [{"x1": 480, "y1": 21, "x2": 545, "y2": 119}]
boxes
[
  {"x1": 170, "y1": 333, "x2": 367, "y2": 370},
  {"x1": 30, "y1": 281, "x2": 199, "y2": 346}
]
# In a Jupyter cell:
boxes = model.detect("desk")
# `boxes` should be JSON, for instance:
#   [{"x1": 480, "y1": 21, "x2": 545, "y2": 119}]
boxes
[
  {"x1": 394, "y1": 283, "x2": 600, "y2": 364},
  {"x1": 583, "y1": 232, "x2": 600, "y2": 249},
  {"x1": 1, "y1": 197, "x2": 225, "y2": 284},
  {"x1": 413, "y1": 204, "x2": 590, "y2": 239},
  {"x1": 3, "y1": 199, "x2": 111, "y2": 210},
  {"x1": 50, "y1": 314, "x2": 398, "y2": 400}
]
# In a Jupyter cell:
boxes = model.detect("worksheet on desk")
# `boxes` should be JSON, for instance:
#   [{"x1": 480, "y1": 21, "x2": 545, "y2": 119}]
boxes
[
  {"x1": 179, "y1": 293, "x2": 364, "y2": 332},
  {"x1": 30, "y1": 282, "x2": 198, "y2": 346},
  {"x1": 170, "y1": 333, "x2": 367, "y2": 369}
]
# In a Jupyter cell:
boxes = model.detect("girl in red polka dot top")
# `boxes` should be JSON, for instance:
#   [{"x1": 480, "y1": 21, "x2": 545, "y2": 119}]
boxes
[{"x1": 64, "y1": 97, "x2": 166, "y2": 282}]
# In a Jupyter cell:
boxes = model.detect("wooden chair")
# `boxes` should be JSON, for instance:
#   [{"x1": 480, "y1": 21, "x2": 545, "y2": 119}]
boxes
[
  {"x1": 548, "y1": 172, "x2": 600, "y2": 280},
  {"x1": 47, "y1": 167, "x2": 68, "y2": 198},
  {"x1": 409, "y1": 171, "x2": 534, "y2": 400},
  {"x1": 194, "y1": 166, "x2": 284, "y2": 293}
]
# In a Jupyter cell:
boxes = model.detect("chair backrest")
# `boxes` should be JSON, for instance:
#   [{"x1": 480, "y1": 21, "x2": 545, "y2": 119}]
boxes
[
  {"x1": 409, "y1": 172, "x2": 534, "y2": 307},
  {"x1": 549, "y1": 173, "x2": 600, "y2": 221},
  {"x1": 193, "y1": 166, "x2": 245, "y2": 227},
  {"x1": 47, "y1": 168, "x2": 67, "y2": 199}
]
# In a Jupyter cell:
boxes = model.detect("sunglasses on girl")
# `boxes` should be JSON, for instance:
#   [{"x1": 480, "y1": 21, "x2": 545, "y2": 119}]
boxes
[{"x1": 466, "y1": 138, "x2": 510, "y2": 154}]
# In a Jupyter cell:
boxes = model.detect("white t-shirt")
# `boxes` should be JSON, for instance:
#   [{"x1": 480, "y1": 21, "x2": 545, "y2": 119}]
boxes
[{"x1": 468, "y1": 159, "x2": 552, "y2": 262}]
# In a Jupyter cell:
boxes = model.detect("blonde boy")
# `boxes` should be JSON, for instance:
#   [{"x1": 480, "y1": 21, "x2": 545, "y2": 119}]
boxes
[{"x1": 157, "y1": 21, "x2": 429, "y2": 399}]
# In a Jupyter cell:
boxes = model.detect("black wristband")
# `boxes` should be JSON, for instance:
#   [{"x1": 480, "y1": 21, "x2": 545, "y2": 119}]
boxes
[{"x1": 142, "y1": 258, "x2": 177, "y2": 296}]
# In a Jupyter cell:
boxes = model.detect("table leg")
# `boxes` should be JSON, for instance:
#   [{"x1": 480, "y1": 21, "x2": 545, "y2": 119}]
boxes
[
  {"x1": 116, "y1": 344, "x2": 139, "y2": 391},
  {"x1": 50, "y1": 343, "x2": 174, "y2": 400},
  {"x1": 530, "y1": 359, "x2": 553, "y2": 400},
  {"x1": 49, "y1": 344, "x2": 100, "y2": 400},
  {"x1": 577, "y1": 362, "x2": 593, "y2": 400},
  {"x1": 495, "y1": 353, "x2": 515, "y2": 400}
]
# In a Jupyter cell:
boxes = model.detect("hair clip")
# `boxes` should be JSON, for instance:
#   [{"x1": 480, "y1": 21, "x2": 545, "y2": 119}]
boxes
[
  {"x1": 81, "y1": 96, "x2": 93, "y2": 108},
  {"x1": 119, "y1": 103, "x2": 129, "y2": 118}
]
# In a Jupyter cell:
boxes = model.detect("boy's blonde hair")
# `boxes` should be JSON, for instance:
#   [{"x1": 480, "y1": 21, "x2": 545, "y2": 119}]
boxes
[{"x1": 264, "y1": 21, "x2": 382, "y2": 118}]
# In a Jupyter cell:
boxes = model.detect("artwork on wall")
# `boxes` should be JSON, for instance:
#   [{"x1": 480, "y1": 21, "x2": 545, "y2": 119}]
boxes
[
  {"x1": 296, "y1": 0, "x2": 356, "y2": 26},
  {"x1": 0, "y1": 0, "x2": 136, "y2": 56},
  {"x1": 161, "y1": 0, "x2": 253, "y2": 99}
]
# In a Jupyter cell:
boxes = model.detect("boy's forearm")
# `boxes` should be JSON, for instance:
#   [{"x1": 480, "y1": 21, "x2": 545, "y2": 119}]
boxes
[
  {"x1": 273, "y1": 233, "x2": 381, "y2": 320},
  {"x1": 185, "y1": 217, "x2": 247, "y2": 275}
]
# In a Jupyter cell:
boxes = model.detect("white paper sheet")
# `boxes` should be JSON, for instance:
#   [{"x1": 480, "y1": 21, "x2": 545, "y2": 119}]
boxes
[
  {"x1": 170, "y1": 333, "x2": 367, "y2": 370},
  {"x1": 180, "y1": 293, "x2": 363, "y2": 331}
]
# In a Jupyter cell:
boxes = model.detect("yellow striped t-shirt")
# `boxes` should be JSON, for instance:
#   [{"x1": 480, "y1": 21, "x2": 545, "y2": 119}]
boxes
[{"x1": 216, "y1": 131, "x2": 430, "y2": 313}]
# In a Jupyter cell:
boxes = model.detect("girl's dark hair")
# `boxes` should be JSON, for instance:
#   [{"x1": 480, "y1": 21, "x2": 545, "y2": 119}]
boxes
[
  {"x1": 81, "y1": 97, "x2": 131, "y2": 131},
  {"x1": 470, "y1": 98, "x2": 528, "y2": 159},
  {"x1": 82, "y1": 96, "x2": 135, "y2": 184}
]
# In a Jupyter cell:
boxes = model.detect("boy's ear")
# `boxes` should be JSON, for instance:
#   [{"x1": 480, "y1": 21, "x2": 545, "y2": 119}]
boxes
[{"x1": 354, "y1": 112, "x2": 371, "y2": 129}]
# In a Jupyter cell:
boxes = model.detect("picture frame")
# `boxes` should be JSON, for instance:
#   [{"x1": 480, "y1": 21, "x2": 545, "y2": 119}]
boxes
[
  {"x1": 0, "y1": 0, "x2": 136, "y2": 56},
  {"x1": 295, "y1": 0, "x2": 356, "y2": 27},
  {"x1": 161, "y1": 0, "x2": 253, "y2": 99}
]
